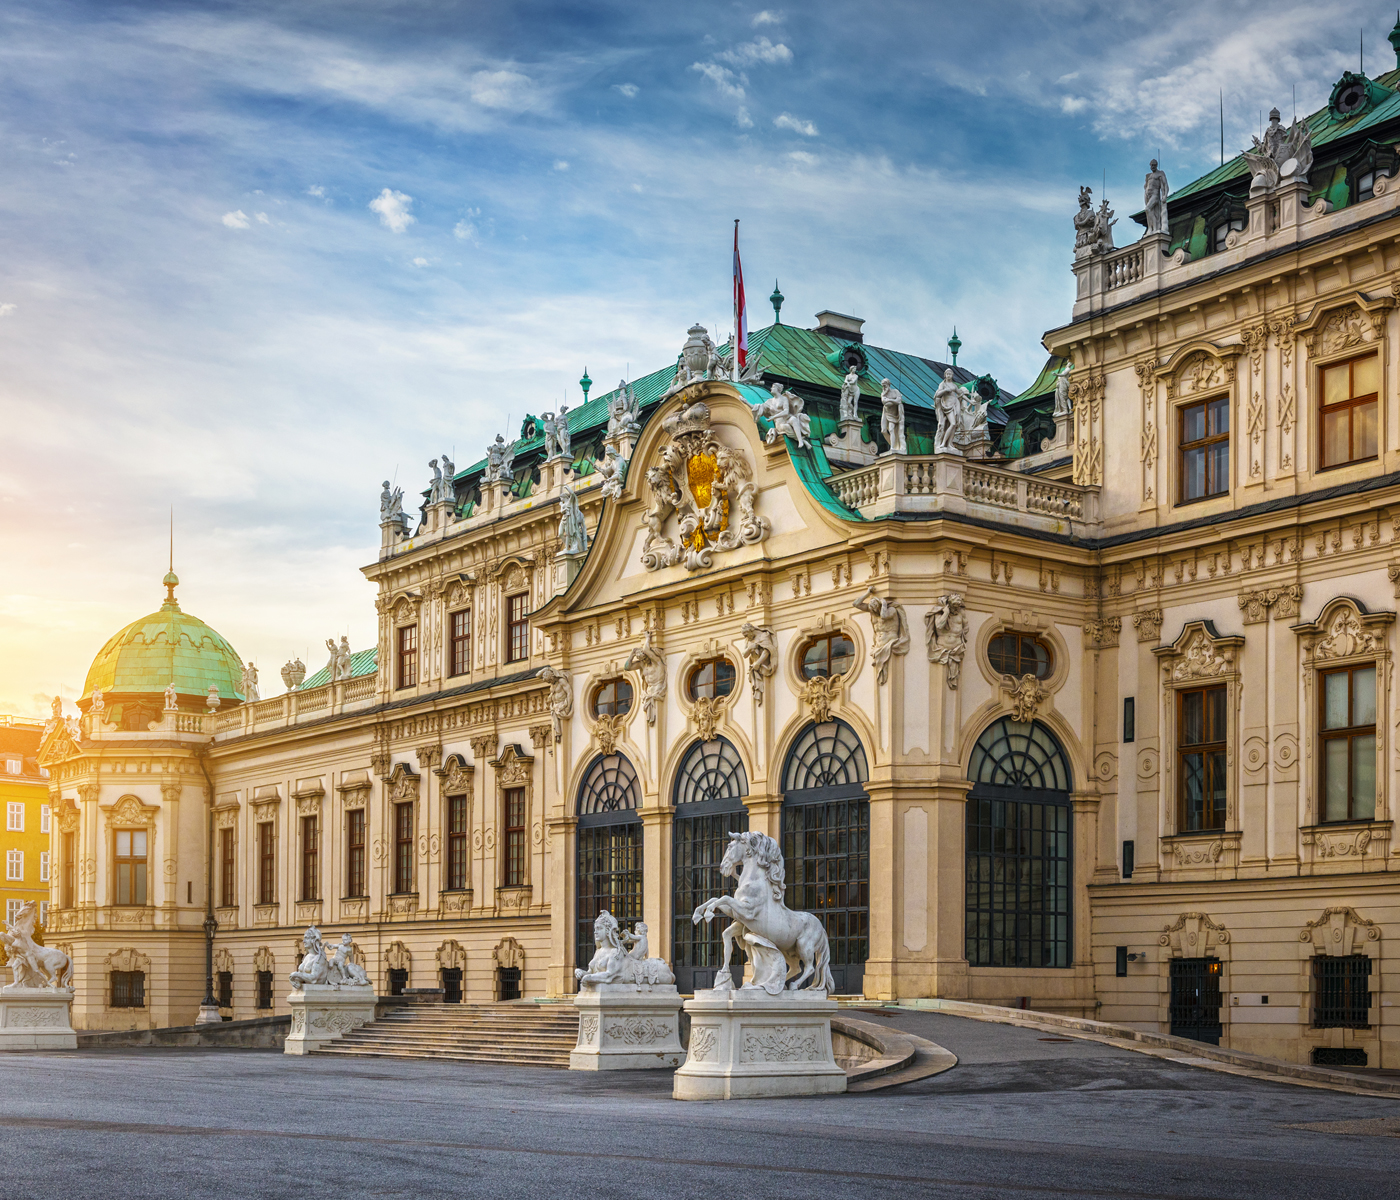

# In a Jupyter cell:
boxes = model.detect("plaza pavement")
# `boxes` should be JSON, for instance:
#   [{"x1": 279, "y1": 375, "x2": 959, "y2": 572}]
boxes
[{"x1": 2, "y1": 1009, "x2": 1398, "y2": 1199}]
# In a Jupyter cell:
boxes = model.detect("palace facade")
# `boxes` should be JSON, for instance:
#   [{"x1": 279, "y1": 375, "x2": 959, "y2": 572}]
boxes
[{"x1": 35, "y1": 35, "x2": 1400, "y2": 1067}]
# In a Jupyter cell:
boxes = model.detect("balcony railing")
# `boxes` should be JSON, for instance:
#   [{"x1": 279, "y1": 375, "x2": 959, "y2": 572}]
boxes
[
  {"x1": 827, "y1": 453, "x2": 1098, "y2": 532},
  {"x1": 215, "y1": 674, "x2": 382, "y2": 740}
]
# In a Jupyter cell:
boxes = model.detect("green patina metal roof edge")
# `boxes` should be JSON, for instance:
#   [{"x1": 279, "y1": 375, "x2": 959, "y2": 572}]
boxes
[
  {"x1": 1015, "y1": 354, "x2": 1067, "y2": 402},
  {"x1": 83, "y1": 599, "x2": 246, "y2": 701},
  {"x1": 298, "y1": 646, "x2": 379, "y2": 692}
]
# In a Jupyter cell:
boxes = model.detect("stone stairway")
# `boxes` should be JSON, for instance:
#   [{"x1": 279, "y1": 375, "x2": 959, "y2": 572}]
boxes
[{"x1": 313, "y1": 1001, "x2": 579, "y2": 1067}]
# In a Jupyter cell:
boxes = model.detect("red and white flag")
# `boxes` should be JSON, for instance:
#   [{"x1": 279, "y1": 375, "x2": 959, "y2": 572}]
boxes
[{"x1": 732, "y1": 219, "x2": 748, "y2": 377}]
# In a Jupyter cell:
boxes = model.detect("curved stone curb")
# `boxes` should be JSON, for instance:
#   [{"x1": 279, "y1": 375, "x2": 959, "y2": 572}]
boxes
[
  {"x1": 900, "y1": 999, "x2": 1400, "y2": 1100},
  {"x1": 832, "y1": 1016, "x2": 958, "y2": 1092}
]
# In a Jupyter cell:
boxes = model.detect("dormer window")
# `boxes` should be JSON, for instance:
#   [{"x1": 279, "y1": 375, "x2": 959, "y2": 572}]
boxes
[
  {"x1": 1212, "y1": 217, "x2": 1245, "y2": 253},
  {"x1": 1357, "y1": 171, "x2": 1376, "y2": 202}
]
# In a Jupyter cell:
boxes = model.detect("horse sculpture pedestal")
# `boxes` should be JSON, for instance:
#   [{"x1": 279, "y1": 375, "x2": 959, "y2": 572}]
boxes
[
  {"x1": 673, "y1": 990, "x2": 846, "y2": 1100},
  {"x1": 570, "y1": 983, "x2": 685, "y2": 1070},
  {"x1": 0, "y1": 986, "x2": 77, "y2": 1050},
  {"x1": 284, "y1": 984, "x2": 376, "y2": 1055}
]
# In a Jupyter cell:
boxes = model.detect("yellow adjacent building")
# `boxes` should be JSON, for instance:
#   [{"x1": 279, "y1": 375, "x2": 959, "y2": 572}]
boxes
[{"x1": 1, "y1": 715, "x2": 51, "y2": 936}]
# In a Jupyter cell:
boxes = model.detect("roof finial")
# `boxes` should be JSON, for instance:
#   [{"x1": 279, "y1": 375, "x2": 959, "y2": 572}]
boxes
[
  {"x1": 769, "y1": 279, "x2": 784, "y2": 324},
  {"x1": 578, "y1": 366, "x2": 592, "y2": 403},
  {"x1": 947, "y1": 327, "x2": 961, "y2": 367},
  {"x1": 163, "y1": 508, "x2": 179, "y2": 604},
  {"x1": 1388, "y1": 11, "x2": 1400, "y2": 68}
]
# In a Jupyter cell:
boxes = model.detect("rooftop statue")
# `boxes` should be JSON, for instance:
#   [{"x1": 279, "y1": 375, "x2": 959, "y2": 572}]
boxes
[
  {"x1": 324, "y1": 636, "x2": 353, "y2": 683},
  {"x1": 879, "y1": 379, "x2": 906, "y2": 455},
  {"x1": 691, "y1": 831, "x2": 835, "y2": 995},
  {"x1": 485, "y1": 435, "x2": 506, "y2": 483},
  {"x1": 280, "y1": 658, "x2": 306, "y2": 692},
  {"x1": 1073, "y1": 186, "x2": 1098, "y2": 250},
  {"x1": 428, "y1": 458, "x2": 443, "y2": 504},
  {"x1": 437, "y1": 452, "x2": 455, "y2": 504},
  {"x1": 933, "y1": 368, "x2": 964, "y2": 454},
  {"x1": 575, "y1": 911, "x2": 675, "y2": 989},
  {"x1": 379, "y1": 480, "x2": 404, "y2": 523},
  {"x1": 1144, "y1": 159, "x2": 1169, "y2": 235},
  {"x1": 1095, "y1": 197, "x2": 1117, "y2": 253},
  {"x1": 206, "y1": 685, "x2": 220, "y2": 712},
  {"x1": 839, "y1": 365, "x2": 861, "y2": 424},
  {"x1": 2, "y1": 901, "x2": 72, "y2": 990},
  {"x1": 1053, "y1": 360, "x2": 1075, "y2": 418},
  {"x1": 754, "y1": 382, "x2": 811, "y2": 448},
  {"x1": 607, "y1": 382, "x2": 641, "y2": 438},
  {"x1": 542, "y1": 411, "x2": 561, "y2": 460},
  {"x1": 89, "y1": 686, "x2": 104, "y2": 715},
  {"x1": 597, "y1": 444, "x2": 626, "y2": 499},
  {"x1": 164, "y1": 680, "x2": 178, "y2": 712},
  {"x1": 1242, "y1": 107, "x2": 1313, "y2": 192},
  {"x1": 241, "y1": 661, "x2": 260, "y2": 702}
]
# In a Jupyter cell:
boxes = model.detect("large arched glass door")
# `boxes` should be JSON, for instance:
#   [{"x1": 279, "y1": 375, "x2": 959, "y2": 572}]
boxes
[
  {"x1": 965, "y1": 718, "x2": 1073, "y2": 969},
  {"x1": 781, "y1": 719, "x2": 870, "y2": 995},
  {"x1": 671, "y1": 737, "x2": 750, "y2": 992},
  {"x1": 576, "y1": 753, "x2": 643, "y2": 974}
]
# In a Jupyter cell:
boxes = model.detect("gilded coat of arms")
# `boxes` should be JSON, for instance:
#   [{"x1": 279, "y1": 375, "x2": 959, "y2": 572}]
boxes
[{"x1": 640, "y1": 401, "x2": 769, "y2": 572}]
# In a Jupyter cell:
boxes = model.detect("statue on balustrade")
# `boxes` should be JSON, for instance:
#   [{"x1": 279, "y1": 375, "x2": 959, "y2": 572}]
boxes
[
  {"x1": 1144, "y1": 160, "x2": 1169, "y2": 235},
  {"x1": 241, "y1": 662, "x2": 260, "y2": 702},
  {"x1": 839, "y1": 365, "x2": 861, "y2": 424},
  {"x1": 878, "y1": 379, "x2": 906, "y2": 454}
]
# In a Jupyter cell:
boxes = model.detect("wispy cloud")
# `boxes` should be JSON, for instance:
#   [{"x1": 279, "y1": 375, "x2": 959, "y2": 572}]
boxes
[
  {"x1": 613, "y1": 82, "x2": 639, "y2": 99},
  {"x1": 306, "y1": 184, "x2": 326, "y2": 197},
  {"x1": 691, "y1": 61, "x2": 745, "y2": 100},
  {"x1": 752, "y1": 10, "x2": 783, "y2": 26},
  {"x1": 774, "y1": 112, "x2": 818, "y2": 136},
  {"x1": 718, "y1": 36, "x2": 792, "y2": 67},
  {"x1": 221, "y1": 210, "x2": 250, "y2": 229},
  {"x1": 0, "y1": 304, "x2": 15, "y2": 317},
  {"x1": 368, "y1": 188, "x2": 414, "y2": 232}
]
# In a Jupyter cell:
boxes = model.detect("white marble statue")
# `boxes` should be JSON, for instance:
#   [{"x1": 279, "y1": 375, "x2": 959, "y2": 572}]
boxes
[
  {"x1": 206, "y1": 685, "x2": 220, "y2": 712},
  {"x1": 597, "y1": 444, "x2": 626, "y2": 499},
  {"x1": 557, "y1": 407, "x2": 572, "y2": 459},
  {"x1": 839, "y1": 365, "x2": 861, "y2": 424},
  {"x1": 738, "y1": 622, "x2": 777, "y2": 705},
  {"x1": 558, "y1": 484, "x2": 587, "y2": 556},
  {"x1": 575, "y1": 911, "x2": 675, "y2": 989},
  {"x1": 241, "y1": 662, "x2": 260, "y2": 702},
  {"x1": 1073, "y1": 186, "x2": 1097, "y2": 250},
  {"x1": 428, "y1": 458, "x2": 443, "y2": 504},
  {"x1": 622, "y1": 629, "x2": 666, "y2": 726},
  {"x1": 542, "y1": 411, "x2": 561, "y2": 460},
  {"x1": 1053, "y1": 360, "x2": 1075, "y2": 418},
  {"x1": 924, "y1": 593, "x2": 969, "y2": 689},
  {"x1": 1095, "y1": 197, "x2": 1116, "y2": 253},
  {"x1": 379, "y1": 480, "x2": 404, "y2": 523},
  {"x1": 164, "y1": 680, "x2": 178, "y2": 712},
  {"x1": 46, "y1": 695, "x2": 62, "y2": 733},
  {"x1": 327, "y1": 934, "x2": 370, "y2": 987},
  {"x1": 754, "y1": 382, "x2": 811, "y2": 448},
  {"x1": 692, "y1": 831, "x2": 835, "y2": 995},
  {"x1": 537, "y1": 665, "x2": 573, "y2": 741},
  {"x1": 498, "y1": 436, "x2": 516, "y2": 484},
  {"x1": 89, "y1": 687, "x2": 104, "y2": 716},
  {"x1": 485, "y1": 435, "x2": 506, "y2": 484},
  {"x1": 289, "y1": 926, "x2": 331, "y2": 990},
  {"x1": 2, "y1": 902, "x2": 71, "y2": 990},
  {"x1": 853, "y1": 587, "x2": 910, "y2": 685},
  {"x1": 1242, "y1": 107, "x2": 1313, "y2": 192},
  {"x1": 607, "y1": 382, "x2": 641, "y2": 439},
  {"x1": 933, "y1": 368, "x2": 964, "y2": 454},
  {"x1": 337, "y1": 637, "x2": 353, "y2": 681},
  {"x1": 1144, "y1": 160, "x2": 1169, "y2": 235},
  {"x1": 879, "y1": 379, "x2": 906, "y2": 455}
]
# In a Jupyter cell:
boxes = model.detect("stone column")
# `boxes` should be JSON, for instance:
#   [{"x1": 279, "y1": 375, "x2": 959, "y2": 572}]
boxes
[{"x1": 546, "y1": 814, "x2": 577, "y2": 996}]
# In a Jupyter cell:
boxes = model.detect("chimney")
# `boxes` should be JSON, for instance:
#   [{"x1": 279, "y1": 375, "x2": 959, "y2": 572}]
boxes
[{"x1": 813, "y1": 310, "x2": 865, "y2": 343}]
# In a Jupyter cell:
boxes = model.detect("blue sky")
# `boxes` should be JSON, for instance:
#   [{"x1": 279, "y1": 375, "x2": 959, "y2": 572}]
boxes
[{"x1": 0, "y1": 0, "x2": 1388, "y2": 712}]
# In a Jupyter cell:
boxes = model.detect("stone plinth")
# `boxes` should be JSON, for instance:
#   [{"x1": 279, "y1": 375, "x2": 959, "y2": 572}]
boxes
[
  {"x1": 570, "y1": 984, "x2": 685, "y2": 1070},
  {"x1": 673, "y1": 990, "x2": 846, "y2": 1100},
  {"x1": 0, "y1": 987, "x2": 77, "y2": 1050},
  {"x1": 284, "y1": 984, "x2": 376, "y2": 1056}
]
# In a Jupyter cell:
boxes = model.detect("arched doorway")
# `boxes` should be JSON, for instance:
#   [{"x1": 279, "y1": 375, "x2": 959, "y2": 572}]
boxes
[
  {"x1": 671, "y1": 736, "x2": 750, "y2": 992},
  {"x1": 965, "y1": 718, "x2": 1073, "y2": 969},
  {"x1": 781, "y1": 719, "x2": 870, "y2": 995},
  {"x1": 575, "y1": 752, "x2": 643, "y2": 975}
]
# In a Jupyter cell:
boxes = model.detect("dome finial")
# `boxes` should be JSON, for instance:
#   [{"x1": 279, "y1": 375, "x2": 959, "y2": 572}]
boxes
[{"x1": 164, "y1": 506, "x2": 179, "y2": 605}]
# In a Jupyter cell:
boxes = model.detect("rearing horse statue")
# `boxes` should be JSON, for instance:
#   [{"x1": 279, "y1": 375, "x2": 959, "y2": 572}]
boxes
[{"x1": 692, "y1": 830, "x2": 835, "y2": 995}]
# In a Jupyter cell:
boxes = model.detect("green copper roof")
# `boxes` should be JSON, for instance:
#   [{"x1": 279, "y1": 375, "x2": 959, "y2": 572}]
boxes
[
  {"x1": 83, "y1": 580, "x2": 245, "y2": 702},
  {"x1": 299, "y1": 647, "x2": 379, "y2": 691},
  {"x1": 1016, "y1": 355, "x2": 1067, "y2": 402}
]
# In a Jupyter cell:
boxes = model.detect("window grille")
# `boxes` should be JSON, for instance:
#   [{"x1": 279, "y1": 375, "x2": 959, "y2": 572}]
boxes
[
  {"x1": 575, "y1": 753, "x2": 643, "y2": 972},
  {"x1": 255, "y1": 970, "x2": 273, "y2": 1010},
  {"x1": 781, "y1": 719, "x2": 869, "y2": 792},
  {"x1": 1312, "y1": 955, "x2": 1372, "y2": 1029},
  {"x1": 387, "y1": 967, "x2": 408, "y2": 996},
  {"x1": 441, "y1": 967, "x2": 463, "y2": 1003},
  {"x1": 497, "y1": 966, "x2": 521, "y2": 1001},
  {"x1": 1169, "y1": 957, "x2": 1223, "y2": 1044},
  {"x1": 217, "y1": 971, "x2": 233, "y2": 1009},
  {"x1": 111, "y1": 970, "x2": 146, "y2": 1009},
  {"x1": 967, "y1": 718, "x2": 1071, "y2": 791}
]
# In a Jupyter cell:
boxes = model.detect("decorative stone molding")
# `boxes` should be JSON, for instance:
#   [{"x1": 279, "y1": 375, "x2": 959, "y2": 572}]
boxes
[
  {"x1": 54, "y1": 798, "x2": 80, "y2": 833},
  {"x1": 1069, "y1": 367, "x2": 1104, "y2": 486},
  {"x1": 799, "y1": 673, "x2": 844, "y2": 724},
  {"x1": 438, "y1": 890, "x2": 470, "y2": 915},
  {"x1": 387, "y1": 894, "x2": 419, "y2": 917},
  {"x1": 1132, "y1": 609, "x2": 1164, "y2": 643},
  {"x1": 470, "y1": 734, "x2": 497, "y2": 763},
  {"x1": 435, "y1": 753, "x2": 474, "y2": 796},
  {"x1": 103, "y1": 794, "x2": 159, "y2": 829},
  {"x1": 1294, "y1": 598, "x2": 1394, "y2": 662},
  {"x1": 1294, "y1": 293, "x2": 1394, "y2": 358},
  {"x1": 494, "y1": 936, "x2": 525, "y2": 976},
  {"x1": 292, "y1": 779, "x2": 324, "y2": 817},
  {"x1": 490, "y1": 744, "x2": 534, "y2": 787},
  {"x1": 253, "y1": 947, "x2": 275, "y2": 976},
  {"x1": 102, "y1": 947, "x2": 152, "y2": 1011},
  {"x1": 1155, "y1": 340, "x2": 1243, "y2": 400},
  {"x1": 250, "y1": 784, "x2": 281, "y2": 822},
  {"x1": 294, "y1": 901, "x2": 322, "y2": 924},
  {"x1": 1081, "y1": 617, "x2": 1121, "y2": 648},
  {"x1": 528, "y1": 722, "x2": 555, "y2": 755},
  {"x1": 384, "y1": 941, "x2": 411, "y2": 989},
  {"x1": 1153, "y1": 621, "x2": 1244, "y2": 681},
  {"x1": 415, "y1": 744, "x2": 442, "y2": 771},
  {"x1": 339, "y1": 898, "x2": 368, "y2": 922},
  {"x1": 436, "y1": 939, "x2": 467, "y2": 973},
  {"x1": 1303, "y1": 822, "x2": 1384, "y2": 861},
  {"x1": 498, "y1": 886, "x2": 532, "y2": 912},
  {"x1": 1158, "y1": 912, "x2": 1230, "y2": 956},
  {"x1": 1299, "y1": 906, "x2": 1381, "y2": 956},
  {"x1": 386, "y1": 762, "x2": 420, "y2": 805},
  {"x1": 592, "y1": 713, "x2": 627, "y2": 756},
  {"x1": 253, "y1": 904, "x2": 278, "y2": 926},
  {"x1": 160, "y1": 781, "x2": 182, "y2": 805}
]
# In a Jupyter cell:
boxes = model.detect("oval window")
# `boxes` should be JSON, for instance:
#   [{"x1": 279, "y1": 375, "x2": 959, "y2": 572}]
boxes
[
  {"x1": 592, "y1": 678, "x2": 633, "y2": 718},
  {"x1": 988, "y1": 632, "x2": 1054, "y2": 680},
  {"x1": 800, "y1": 633, "x2": 855, "y2": 680},
  {"x1": 687, "y1": 658, "x2": 736, "y2": 701}
]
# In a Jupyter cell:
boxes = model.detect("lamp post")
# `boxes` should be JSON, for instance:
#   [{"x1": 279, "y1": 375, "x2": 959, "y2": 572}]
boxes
[{"x1": 194, "y1": 751, "x2": 222, "y2": 1025}]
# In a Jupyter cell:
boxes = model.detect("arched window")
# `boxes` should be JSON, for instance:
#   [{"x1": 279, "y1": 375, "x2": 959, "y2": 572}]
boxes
[
  {"x1": 687, "y1": 658, "x2": 736, "y2": 701},
  {"x1": 782, "y1": 719, "x2": 869, "y2": 792},
  {"x1": 780, "y1": 719, "x2": 869, "y2": 994},
  {"x1": 575, "y1": 753, "x2": 642, "y2": 978},
  {"x1": 671, "y1": 737, "x2": 750, "y2": 992},
  {"x1": 987, "y1": 632, "x2": 1055, "y2": 681},
  {"x1": 966, "y1": 718, "x2": 1073, "y2": 971},
  {"x1": 800, "y1": 632, "x2": 855, "y2": 680},
  {"x1": 591, "y1": 678, "x2": 633, "y2": 718}
]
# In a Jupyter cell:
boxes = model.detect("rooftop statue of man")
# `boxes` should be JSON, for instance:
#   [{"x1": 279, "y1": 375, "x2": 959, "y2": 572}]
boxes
[
  {"x1": 1144, "y1": 159, "x2": 1169, "y2": 235},
  {"x1": 839, "y1": 365, "x2": 861, "y2": 424}
]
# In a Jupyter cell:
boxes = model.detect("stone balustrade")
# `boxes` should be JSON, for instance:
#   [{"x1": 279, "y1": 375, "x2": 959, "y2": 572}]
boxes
[
  {"x1": 829, "y1": 453, "x2": 1098, "y2": 534},
  {"x1": 214, "y1": 676, "x2": 382, "y2": 741}
]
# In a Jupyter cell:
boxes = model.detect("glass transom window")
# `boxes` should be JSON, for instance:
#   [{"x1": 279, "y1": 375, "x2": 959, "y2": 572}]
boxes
[
  {"x1": 1321, "y1": 665, "x2": 1376, "y2": 823},
  {"x1": 591, "y1": 678, "x2": 633, "y2": 717},
  {"x1": 801, "y1": 633, "x2": 855, "y2": 680},
  {"x1": 987, "y1": 632, "x2": 1054, "y2": 680},
  {"x1": 687, "y1": 658, "x2": 735, "y2": 701},
  {"x1": 1319, "y1": 353, "x2": 1379, "y2": 469}
]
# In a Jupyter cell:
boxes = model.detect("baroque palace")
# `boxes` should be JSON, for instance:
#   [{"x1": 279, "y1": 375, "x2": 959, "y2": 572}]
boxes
[{"x1": 33, "y1": 33, "x2": 1400, "y2": 1068}]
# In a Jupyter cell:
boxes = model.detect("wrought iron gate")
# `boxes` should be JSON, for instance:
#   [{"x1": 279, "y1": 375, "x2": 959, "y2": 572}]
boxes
[
  {"x1": 575, "y1": 753, "x2": 643, "y2": 974},
  {"x1": 1169, "y1": 957, "x2": 1223, "y2": 1044}
]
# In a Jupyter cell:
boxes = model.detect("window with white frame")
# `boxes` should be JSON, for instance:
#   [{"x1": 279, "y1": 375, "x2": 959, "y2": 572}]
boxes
[
  {"x1": 40, "y1": 805, "x2": 50, "y2": 834},
  {"x1": 4, "y1": 758, "x2": 20, "y2": 775},
  {"x1": 5, "y1": 849, "x2": 23, "y2": 881},
  {"x1": 5, "y1": 899, "x2": 20, "y2": 925},
  {"x1": 40, "y1": 851, "x2": 50, "y2": 882},
  {"x1": 6, "y1": 802, "x2": 23, "y2": 832},
  {"x1": 38, "y1": 900, "x2": 48, "y2": 926}
]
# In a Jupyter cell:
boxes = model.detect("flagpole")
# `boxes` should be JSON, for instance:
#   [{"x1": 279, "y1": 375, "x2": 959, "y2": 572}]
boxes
[{"x1": 733, "y1": 219, "x2": 740, "y2": 383}]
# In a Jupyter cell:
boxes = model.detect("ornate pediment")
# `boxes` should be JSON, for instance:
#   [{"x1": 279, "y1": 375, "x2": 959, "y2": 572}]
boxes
[
  {"x1": 639, "y1": 400, "x2": 769, "y2": 573},
  {"x1": 1156, "y1": 342, "x2": 1242, "y2": 400},
  {"x1": 1295, "y1": 293, "x2": 1394, "y2": 358},
  {"x1": 104, "y1": 794, "x2": 159, "y2": 828},
  {"x1": 436, "y1": 753, "x2": 474, "y2": 796},
  {"x1": 1293, "y1": 598, "x2": 1394, "y2": 663},
  {"x1": 1153, "y1": 621, "x2": 1244, "y2": 681},
  {"x1": 490, "y1": 744, "x2": 534, "y2": 787},
  {"x1": 1300, "y1": 906, "x2": 1380, "y2": 956},
  {"x1": 37, "y1": 718, "x2": 82, "y2": 768},
  {"x1": 1158, "y1": 912, "x2": 1230, "y2": 956},
  {"x1": 386, "y1": 762, "x2": 420, "y2": 804}
]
